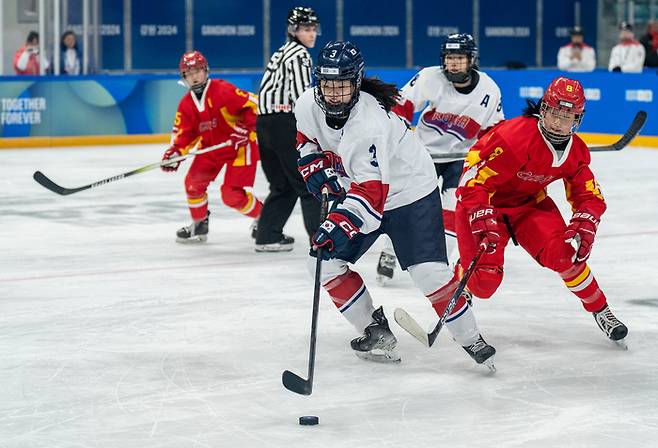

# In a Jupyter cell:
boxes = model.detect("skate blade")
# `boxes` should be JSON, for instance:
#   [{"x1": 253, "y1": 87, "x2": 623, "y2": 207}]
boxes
[
  {"x1": 613, "y1": 338, "x2": 628, "y2": 350},
  {"x1": 376, "y1": 274, "x2": 393, "y2": 287},
  {"x1": 254, "y1": 244, "x2": 294, "y2": 253},
  {"x1": 482, "y1": 356, "x2": 497, "y2": 373},
  {"x1": 354, "y1": 349, "x2": 402, "y2": 364},
  {"x1": 176, "y1": 235, "x2": 207, "y2": 244}
]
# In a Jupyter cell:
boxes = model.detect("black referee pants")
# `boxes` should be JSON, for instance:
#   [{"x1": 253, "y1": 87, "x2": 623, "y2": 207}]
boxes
[{"x1": 255, "y1": 113, "x2": 321, "y2": 245}]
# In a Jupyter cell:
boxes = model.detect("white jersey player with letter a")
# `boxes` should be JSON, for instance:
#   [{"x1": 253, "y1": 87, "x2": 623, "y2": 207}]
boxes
[
  {"x1": 376, "y1": 33, "x2": 504, "y2": 286},
  {"x1": 398, "y1": 67, "x2": 504, "y2": 162},
  {"x1": 294, "y1": 41, "x2": 495, "y2": 368}
]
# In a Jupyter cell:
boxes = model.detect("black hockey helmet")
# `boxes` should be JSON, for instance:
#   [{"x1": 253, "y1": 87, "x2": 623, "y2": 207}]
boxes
[
  {"x1": 287, "y1": 6, "x2": 320, "y2": 37},
  {"x1": 313, "y1": 41, "x2": 365, "y2": 120},
  {"x1": 440, "y1": 33, "x2": 478, "y2": 83}
]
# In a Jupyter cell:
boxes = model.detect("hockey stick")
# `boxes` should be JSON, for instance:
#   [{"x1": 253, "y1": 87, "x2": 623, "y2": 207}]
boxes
[
  {"x1": 429, "y1": 110, "x2": 647, "y2": 160},
  {"x1": 33, "y1": 140, "x2": 233, "y2": 196},
  {"x1": 282, "y1": 188, "x2": 330, "y2": 396},
  {"x1": 588, "y1": 110, "x2": 646, "y2": 152},
  {"x1": 394, "y1": 244, "x2": 486, "y2": 348}
]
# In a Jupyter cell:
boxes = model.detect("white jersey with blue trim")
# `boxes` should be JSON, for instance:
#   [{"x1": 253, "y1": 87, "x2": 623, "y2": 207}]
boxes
[
  {"x1": 295, "y1": 88, "x2": 437, "y2": 234},
  {"x1": 399, "y1": 67, "x2": 504, "y2": 163}
]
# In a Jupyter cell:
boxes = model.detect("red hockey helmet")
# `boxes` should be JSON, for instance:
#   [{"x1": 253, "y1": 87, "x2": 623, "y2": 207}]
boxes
[
  {"x1": 542, "y1": 76, "x2": 585, "y2": 114},
  {"x1": 179, "y1": 50, "x2": 208, "y2": 74}
]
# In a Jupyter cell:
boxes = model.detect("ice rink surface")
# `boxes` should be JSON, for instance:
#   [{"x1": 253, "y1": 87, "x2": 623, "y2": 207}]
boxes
[{"x1": 2, "y1": 144, "x2": 658, "y2": 448}]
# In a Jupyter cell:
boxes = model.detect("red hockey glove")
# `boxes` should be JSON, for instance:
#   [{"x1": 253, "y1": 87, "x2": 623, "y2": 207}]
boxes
[
  {"x1": 230, "y1": 124, "x2": 250, "y2": 150},
  {"x1": 297, "y1": 153, "x2": 344, "y2": 201},
  {"x1": 564, "y1": 211, "x2": 600, "y2": 263},
  {"x1": 161, "y1": 146, "x2": 183, "y2": 172},
  {"x1": 311, "y1": 210, "x2": 363, "y2": 260},
  {"x1": 468, "y1": 205, "x2": 501, "y2": 254}
]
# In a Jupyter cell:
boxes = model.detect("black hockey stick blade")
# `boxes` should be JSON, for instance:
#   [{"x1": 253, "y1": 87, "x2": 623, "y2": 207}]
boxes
[
  {"x1": 33, "y1": 170, "x2": 90, "y2": 195},
  {"x1": 282, "y1": 369, "x2": 312, "y2": 395},
  {"x1": 589, "y1": 110, "x2": 647, "y2": 152}
]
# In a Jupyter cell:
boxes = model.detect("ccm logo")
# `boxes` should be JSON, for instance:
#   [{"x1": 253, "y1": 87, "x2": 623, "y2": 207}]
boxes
[
  {"x1": 339, "y1": 221, "x2": 358, "y2": 238},
  {"x1": 300, "y1": 161, "x2": 324, "y2": 177}
]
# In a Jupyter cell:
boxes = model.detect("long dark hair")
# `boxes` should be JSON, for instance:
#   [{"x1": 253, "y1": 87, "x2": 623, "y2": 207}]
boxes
[
  {"x1": 360, "y1": 77, "x2": 400, "y2": 112},
  {"x1": 523, "y1": 99, "x2": 541, "y2": 118}
]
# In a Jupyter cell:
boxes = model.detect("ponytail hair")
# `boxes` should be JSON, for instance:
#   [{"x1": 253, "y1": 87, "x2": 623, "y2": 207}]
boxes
[
  {"x1": 360, "y1": 77, "x2": 400, "y2": 112},
  {"x1": 523, "y1": 99, "x2": 542, "y2": 117}
]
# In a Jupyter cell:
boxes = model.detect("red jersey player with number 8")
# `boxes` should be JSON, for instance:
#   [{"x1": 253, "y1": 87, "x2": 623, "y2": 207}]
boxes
[
  {"x1": 455, "y1": 76, "x2": 628, "y2": 348},
  {"x1": 162, "y1": 50, "x2": 263, "y2": 243}
]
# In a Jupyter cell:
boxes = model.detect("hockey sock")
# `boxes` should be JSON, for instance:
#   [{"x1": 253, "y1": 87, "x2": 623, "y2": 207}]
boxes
[
  {"x1": 221, "y1": 187, "x2": 262, "y2": 218},
  {"x1": 324, "y1": 269, "x2": 375, "y2": 331},
  {"x1": 445, "y1": 305, "x2": 480, "y2": 346},
  {"x1": 559, "y1": 263, "x2": 607, "y2": 312},
  {"x1": 187, "y1": 193, "x2": 209, "y2": 221}
]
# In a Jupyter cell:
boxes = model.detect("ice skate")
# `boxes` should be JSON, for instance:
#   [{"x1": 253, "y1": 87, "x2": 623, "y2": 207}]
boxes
[
  {"x1": 462, "y1": 335, "x2": 496, "y2": 372},
  {"x1": 593, "y1": 305, "x2": 628, "y2": 350},
  {"x1": 351, "y1": 307, "x2": 401, "y2": 363},
  {"x1": 376, "y1": 251, "x2": 397, "y2": 286},
  {"x1": 176, "y1": 212, "x2": 209, "y2": 244},
  {"x1": 254, "y1": 235, "x2": 295, "y2": 252}
]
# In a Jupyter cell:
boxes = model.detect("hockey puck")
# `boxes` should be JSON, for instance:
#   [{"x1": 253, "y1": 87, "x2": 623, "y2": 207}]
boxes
[{"x1": 299, "y1": 415, "x2": 319, "y2": 426}]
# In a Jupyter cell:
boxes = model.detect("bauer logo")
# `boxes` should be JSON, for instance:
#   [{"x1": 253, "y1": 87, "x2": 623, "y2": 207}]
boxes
[
  {"x1": 625, "y1": 90, "x2": 653, "y2": 103},
  {"x1": 320, "y1": 67, "x2": 340, "y2": 75}
]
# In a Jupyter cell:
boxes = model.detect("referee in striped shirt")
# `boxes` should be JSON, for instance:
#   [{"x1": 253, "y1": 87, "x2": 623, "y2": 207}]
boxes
[{"x1": 254, "y1": 6, "x2": 321, "y2": 252}]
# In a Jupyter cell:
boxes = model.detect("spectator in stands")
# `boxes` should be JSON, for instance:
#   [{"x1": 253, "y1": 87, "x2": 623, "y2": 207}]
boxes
[
  {"x1": 608, "y1": 22, "x2": 645, "y2": 73},
  {"x1": 13, "y1": 31, "x2": 50, "y2": 75},
  {"x1": 60, "y1": 30, "x2": 81, "y2": 75},
  {"x1": 557, "y1": 26, "x2": 596, "y2": 72},
  {"x1": 639, "y1": 21, "x2": 658, "y2": 67}
]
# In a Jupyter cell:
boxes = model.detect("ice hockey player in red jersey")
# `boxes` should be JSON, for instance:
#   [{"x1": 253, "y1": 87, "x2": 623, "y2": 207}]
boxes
[
  {"x1": 162, "y1": 50, "x2": 262, "y2": 243},
  {"x1": 455, "y1": 76, "x2": 628, "y2": 348}
]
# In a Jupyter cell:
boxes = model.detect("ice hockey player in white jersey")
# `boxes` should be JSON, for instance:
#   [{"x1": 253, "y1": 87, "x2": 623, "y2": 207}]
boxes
[
  {"x1": 294, "y1": 41, "x2": 495, "y2": 368},
  {"x1": 376, "y1": 33, "x2": 504, "y2": 285}
]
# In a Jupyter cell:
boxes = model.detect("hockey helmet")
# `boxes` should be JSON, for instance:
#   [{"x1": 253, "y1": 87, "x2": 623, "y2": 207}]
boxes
[
  {"x1": 539, "y1": 76, "x2": 586, "y2": 144},
  {"x1": 287, "y1": 6, "x2": 320, "y2": 37},
  {"x1": 179, "y1": 50, "x2": 208, "y2": 75},
  {"x1": 441, "y1": 33, "x2": 478, "y2": 83},
  {"x1": 313, "y1": 41, "x2": 365, "y2": 120}
]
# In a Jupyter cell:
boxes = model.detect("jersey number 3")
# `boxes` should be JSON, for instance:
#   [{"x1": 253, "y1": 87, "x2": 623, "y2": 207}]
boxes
[{"x1": 368, "y1": 144, "x2": 379, "y2": 167}]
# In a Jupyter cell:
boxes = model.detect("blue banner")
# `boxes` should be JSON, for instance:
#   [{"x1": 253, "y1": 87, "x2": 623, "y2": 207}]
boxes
[
  {"x1": 343, "y1": 0, "x2": 406, "y2": 67},
  {"x1": 194, "y1": 0, "x2": 263, "y2": 69},
  {"x1": 479, "y1": 0, "x2": 536, "y2": 68},
  {"x1": 1, "y1": 70, "x2": 654, "y2": 138},
  {"x1": 269, "y1": 0, "x2": 336, "y2": 62},
  {"x1": 131, "y1": 0, "x2": 186, "y2": 70},
  {"x1": 412, "y1": 0, "x2": 473, "y2": 68},
  {"x1": 541, "y1": 0, "x2": 597, "y2": 67}
]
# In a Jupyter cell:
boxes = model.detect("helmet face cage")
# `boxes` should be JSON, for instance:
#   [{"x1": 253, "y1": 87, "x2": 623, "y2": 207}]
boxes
[
  {"x1": 287, "y1": 7, "x2": 320, "y2": 37},
  {"x1": 313, "y1": 41, "x2": 365, "y2": 120},
  {"x1": 441, "y1": 33, "x2": 478, "y2": 83},
  {"x1": 539, "y1": 102, "x2": 583, "y2": 144},
  {"x1": 538, "y1": 77, "x2": 586, "y2": 144},
  {"x1": 179, "y1": 51, "x2": 209, "y2": 94}
]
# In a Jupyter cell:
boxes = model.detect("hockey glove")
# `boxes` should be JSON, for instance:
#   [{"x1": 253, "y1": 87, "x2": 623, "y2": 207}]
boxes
[
  {"x1": 230, "y1": 124, "x2": 250, "y2": 150},
  {"x1": 564, "y1": 211, "x2": 600, "y2": 263},
  {"x1": 311, "y1": 209, "x2": 363, "y2": 260},
  {"x1": 297, "y1": 153, "x2": 344, "y2": 201},
  {"x1": 468, "y1": 205, "x2": 501, "y2": 254},
  {"x1": 161, "y1": 146, "x2": 183, "y2": 172}
]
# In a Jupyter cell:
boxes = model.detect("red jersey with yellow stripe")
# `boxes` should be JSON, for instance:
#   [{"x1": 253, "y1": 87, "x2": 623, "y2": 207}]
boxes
[
  {"x1": 457, "y1": 116, "x2": 606, "y2": 217},
  {"x1": 170, "y1": 78, "x2": 258, "y2": 165}
]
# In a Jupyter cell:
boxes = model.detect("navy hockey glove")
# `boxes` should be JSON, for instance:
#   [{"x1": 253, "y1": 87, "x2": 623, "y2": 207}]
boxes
[
  {"x1": 161, "y1": 146, "x2": 182, "y2": 172},
  {"x1": 468, "y1": 205, "x2": 501, "y2": 254},
  {"x1": 564, "y1": 211, "x2": 600, "y2": 263},
  {"x1": 311, "y1": 209, "x2": 363, "y2": 260},
  {"x1": 297, "y1": 153, "x2": 344, "y2": 201}
]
